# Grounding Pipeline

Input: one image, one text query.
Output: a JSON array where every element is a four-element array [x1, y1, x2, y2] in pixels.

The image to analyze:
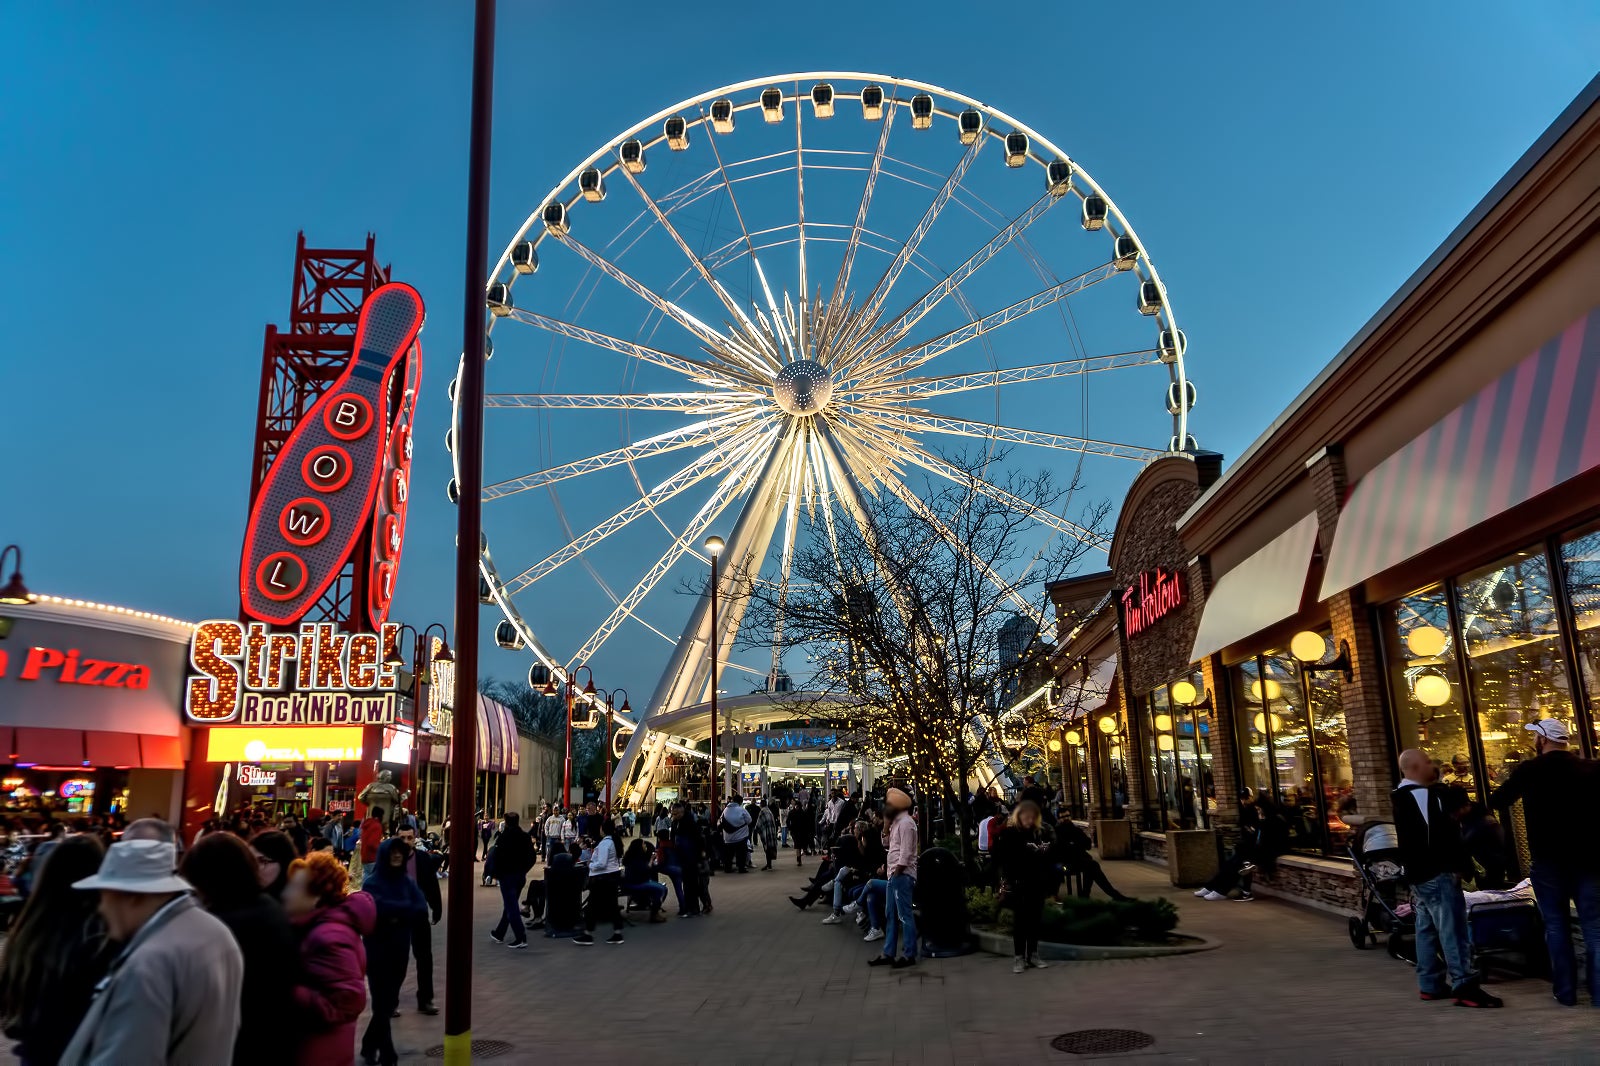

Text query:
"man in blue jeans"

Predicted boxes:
[[488, 811, 535, 948], [867, 787, 919, 969], [1392, 749, 1502, 1008], [1490, 719, 1600, 1007]]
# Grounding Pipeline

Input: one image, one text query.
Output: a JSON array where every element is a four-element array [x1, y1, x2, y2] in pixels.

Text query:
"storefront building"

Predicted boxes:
[[1050, 75, 1600, 912], [0, 595, 191, 824]]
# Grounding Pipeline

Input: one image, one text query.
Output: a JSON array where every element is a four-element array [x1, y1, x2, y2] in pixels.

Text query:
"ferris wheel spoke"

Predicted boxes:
[[613, 162, 781, 376], [485, 391, 762, 411], [866, 409, 1163, 463], [502, 423, 778, 595], [481, 412, 762, 500], [795, 83, 810, 362], [852, 262, 1120, 384], [836, 132, 987, 363], [567, 424, 792, 669], [503, 307, 745, 387], [825, 102, 898, 347], [876, 471, 1048, 629], [902, 446, 1110, 552], [848, 350, 1162, 402], [865, 191, 1062, 354]]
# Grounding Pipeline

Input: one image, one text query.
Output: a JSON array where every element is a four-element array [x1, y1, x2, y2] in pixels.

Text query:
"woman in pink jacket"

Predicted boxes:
[[284, 851, 376, 1066]]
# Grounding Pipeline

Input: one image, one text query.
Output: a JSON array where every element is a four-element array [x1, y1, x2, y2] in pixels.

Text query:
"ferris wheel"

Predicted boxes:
[[447, 72, 1194, 801]]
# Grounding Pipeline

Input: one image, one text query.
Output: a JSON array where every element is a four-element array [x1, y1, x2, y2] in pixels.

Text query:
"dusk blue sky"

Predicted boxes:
[[2, 3, 1596, 707]]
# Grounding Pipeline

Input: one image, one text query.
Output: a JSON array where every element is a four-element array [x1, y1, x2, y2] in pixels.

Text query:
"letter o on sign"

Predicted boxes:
[[303, 445, 353, 493], [323, 393, 374, 441]]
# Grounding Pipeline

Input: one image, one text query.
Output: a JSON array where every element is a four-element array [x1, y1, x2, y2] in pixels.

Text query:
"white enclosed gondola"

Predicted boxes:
[[446, 378, 457, 402], [1159, 328, 1187, 363], [1138, 280, 1163, 316], [810, 83, 834, 118], [578, 167, 606, 203], [1112, 235, 1139, 271], [478, 574, 495, 605], [1003, 131, 1028, 167], [1047, 159, 1074, 197], [620, 138, 647, 173], [957, 108, 982, 145], [761, 87, 784, 123], [483, 336, 493, 360], [445, 477, 459, 503], [444, 428, 454, 452], [486, 282, 512, 317], [1170, 434, 1198, 454], [1081, 195, 1108, 231], [495, 620, 524, 650], [1166, 379, 1197, 416], [710, 99, 735, 133], [511, 240, 538, 274], [664, 115, 689, 150], [860, 84, 885, 120], [542, 201, 570, 237], [910, 93, 934, 130]]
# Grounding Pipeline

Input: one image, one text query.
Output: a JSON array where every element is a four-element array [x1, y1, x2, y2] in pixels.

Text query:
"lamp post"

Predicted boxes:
[[594, 688, 629, 819], [704, 535, 724, 820], [445, 0, 495, 1058], [545, 665, 594, 807], [0, 545, 29, 605], [385, 623, 454, 821]]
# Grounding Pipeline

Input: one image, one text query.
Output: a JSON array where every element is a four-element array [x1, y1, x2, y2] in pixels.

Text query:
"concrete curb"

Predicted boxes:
[[969, 925, 1222, 960]]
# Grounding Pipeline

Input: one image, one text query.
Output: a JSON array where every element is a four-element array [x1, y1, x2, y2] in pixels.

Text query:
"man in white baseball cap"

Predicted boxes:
[[1490, 718, 1600, 1007], [58, 839, 244, 1065]]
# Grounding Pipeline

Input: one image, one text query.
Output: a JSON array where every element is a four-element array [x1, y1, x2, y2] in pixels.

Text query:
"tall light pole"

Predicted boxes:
[[384, 624, 453, 821], [705, 534, 724, 820], [595, 688, 629, 819], [546, 665, 594, 807], [445, 1, 494, 1060]]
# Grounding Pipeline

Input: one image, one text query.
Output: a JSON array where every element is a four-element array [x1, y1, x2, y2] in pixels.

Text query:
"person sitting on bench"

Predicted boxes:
[[620, 838, 668, 923]]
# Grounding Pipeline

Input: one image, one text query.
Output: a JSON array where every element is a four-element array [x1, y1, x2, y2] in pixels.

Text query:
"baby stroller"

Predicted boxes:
[[1347, 821, 1414, 960]]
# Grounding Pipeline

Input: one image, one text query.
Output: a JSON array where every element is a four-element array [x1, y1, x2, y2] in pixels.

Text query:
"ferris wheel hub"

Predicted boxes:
[[772, 360, 834, 415]]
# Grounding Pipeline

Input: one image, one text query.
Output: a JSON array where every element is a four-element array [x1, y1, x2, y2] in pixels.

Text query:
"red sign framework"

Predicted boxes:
[[1122, 567, 1186, 638]]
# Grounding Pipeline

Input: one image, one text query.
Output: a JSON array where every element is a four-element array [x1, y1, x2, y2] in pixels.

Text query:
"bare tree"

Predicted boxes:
[[729, 449, 1109, 861]]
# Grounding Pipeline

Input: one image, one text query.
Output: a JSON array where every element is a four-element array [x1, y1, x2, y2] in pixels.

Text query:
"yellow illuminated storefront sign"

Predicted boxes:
[[206, 726, 363, 763]]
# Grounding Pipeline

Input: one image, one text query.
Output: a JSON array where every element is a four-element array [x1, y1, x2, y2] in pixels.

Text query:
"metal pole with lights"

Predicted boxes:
[[445, 0, 495, 1060], [0, 545, 29, 605], [704, 535, 724, 819], [386, 624, 453, 820], [546, 665, 594, 807], [595, 688, 629, 819]]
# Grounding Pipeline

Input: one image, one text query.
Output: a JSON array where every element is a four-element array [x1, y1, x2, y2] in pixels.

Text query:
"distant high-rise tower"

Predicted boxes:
[[997, 613, 1039, 707]]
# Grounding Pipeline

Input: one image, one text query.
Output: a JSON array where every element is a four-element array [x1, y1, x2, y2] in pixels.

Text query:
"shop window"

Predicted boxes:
[[1147, 686, 1181, 828], [1558, 526, 1600, 756], [1144, 674, 1211, 830], [1231, 649, 1347, 856], [1454, 547, 1573, 792], [1385, 586, 1476, 793]]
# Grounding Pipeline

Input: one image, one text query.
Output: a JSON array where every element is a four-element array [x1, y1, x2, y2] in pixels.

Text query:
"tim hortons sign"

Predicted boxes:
[[1122, 567, 1186, 638], [186, 620, 400, 726]]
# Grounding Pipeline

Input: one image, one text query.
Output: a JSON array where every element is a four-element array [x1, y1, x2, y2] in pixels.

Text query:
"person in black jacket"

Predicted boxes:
[[1488, 718, 1600, 1007], [488, 811, 536, 948], [1052, 820, 1130, 901], [1393, 748, 1501, 1009], [396, 825, 442, 1014], [994, 800, 1054, 974], [179, 831, 299, 1066]]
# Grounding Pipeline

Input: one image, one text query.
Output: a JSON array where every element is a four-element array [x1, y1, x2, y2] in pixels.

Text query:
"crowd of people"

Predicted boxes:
[[791, 777, 1133, 974], [0, 801, 443, 1066]]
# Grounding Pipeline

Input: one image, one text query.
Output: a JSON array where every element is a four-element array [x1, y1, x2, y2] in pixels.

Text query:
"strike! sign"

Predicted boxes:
[[186, 620, 401, 726]]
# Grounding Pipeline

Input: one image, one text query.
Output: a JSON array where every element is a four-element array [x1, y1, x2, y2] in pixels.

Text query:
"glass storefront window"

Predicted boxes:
[[1148, 686, 1180, 828], [1141, 674, 1211, 830], [1559, 525, 1600, 756], [1385, 584, 1475, 789], [1230, 649, 1344, 856], [1455, 548, 1573, 792]]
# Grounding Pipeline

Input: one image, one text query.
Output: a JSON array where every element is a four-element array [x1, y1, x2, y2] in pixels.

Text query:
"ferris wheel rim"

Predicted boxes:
[[477, 71, 1188, 445]]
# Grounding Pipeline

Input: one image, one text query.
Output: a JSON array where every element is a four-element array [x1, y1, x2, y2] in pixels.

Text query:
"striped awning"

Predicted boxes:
[[1190, 512, 1322, 662], [473, 695, 520, 775], [1322, 304, 1600, 598]]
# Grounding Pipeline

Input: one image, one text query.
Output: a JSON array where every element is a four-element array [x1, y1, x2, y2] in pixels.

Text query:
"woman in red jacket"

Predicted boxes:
[[284, 851, 376, 1066]]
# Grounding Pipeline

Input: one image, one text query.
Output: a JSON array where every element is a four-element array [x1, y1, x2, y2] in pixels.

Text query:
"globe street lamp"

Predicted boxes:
[[0, 545, 30, 606]]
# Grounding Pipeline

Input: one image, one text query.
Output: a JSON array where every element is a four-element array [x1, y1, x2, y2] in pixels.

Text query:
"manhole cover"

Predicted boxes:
[[425, 1040, 516, 1059], [1051, 1030, 1156, 1056]]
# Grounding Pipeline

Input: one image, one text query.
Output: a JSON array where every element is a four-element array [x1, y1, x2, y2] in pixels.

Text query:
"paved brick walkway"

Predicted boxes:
[[372, 850, 1598, 1065], [7, 849, 1595, 1063]]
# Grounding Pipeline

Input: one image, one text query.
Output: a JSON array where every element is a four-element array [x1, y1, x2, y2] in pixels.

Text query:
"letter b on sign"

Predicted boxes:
[[323, 394, 373, 440]]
